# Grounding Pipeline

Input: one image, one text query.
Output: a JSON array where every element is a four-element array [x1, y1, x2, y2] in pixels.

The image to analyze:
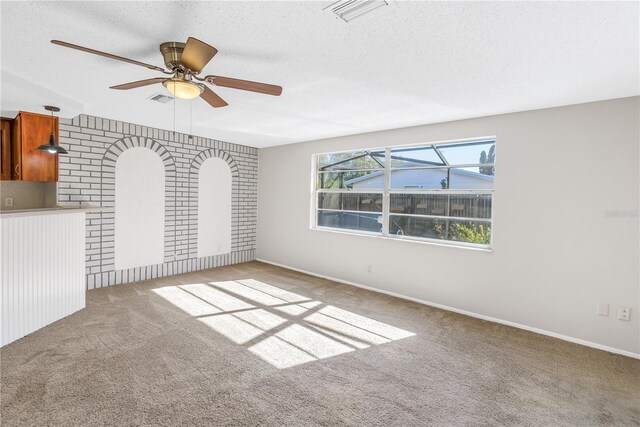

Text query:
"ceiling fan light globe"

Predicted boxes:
[[163, 79, 203, 100]]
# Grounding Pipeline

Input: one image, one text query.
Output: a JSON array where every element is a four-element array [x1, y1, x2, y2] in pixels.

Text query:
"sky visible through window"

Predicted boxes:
[[319, 140, 495, 170]]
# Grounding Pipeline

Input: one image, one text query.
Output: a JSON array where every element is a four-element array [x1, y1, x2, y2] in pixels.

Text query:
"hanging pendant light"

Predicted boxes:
[[36, 105, 68, 154]]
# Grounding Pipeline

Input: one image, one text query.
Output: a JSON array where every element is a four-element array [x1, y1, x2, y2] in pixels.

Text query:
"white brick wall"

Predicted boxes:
[[58, 114, 258, 290]]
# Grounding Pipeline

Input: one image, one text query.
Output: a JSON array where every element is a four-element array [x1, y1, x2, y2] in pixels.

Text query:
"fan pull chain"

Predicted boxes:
[[189, 100, 193, 140], [172, 89, 176, 140]]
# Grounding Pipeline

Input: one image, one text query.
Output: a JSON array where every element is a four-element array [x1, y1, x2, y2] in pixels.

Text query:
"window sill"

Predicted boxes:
[[310, 226, 493, 252]]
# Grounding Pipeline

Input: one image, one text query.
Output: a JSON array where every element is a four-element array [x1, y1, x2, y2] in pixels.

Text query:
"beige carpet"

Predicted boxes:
[[1, 261, 638, 426]]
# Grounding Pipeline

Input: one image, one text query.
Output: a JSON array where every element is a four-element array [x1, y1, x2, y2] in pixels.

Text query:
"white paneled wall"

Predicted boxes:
[[1, 212, 86, 346]]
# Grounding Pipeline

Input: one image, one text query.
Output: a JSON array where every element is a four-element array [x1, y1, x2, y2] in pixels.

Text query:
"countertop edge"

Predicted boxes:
[[0, 207, 106, 218]]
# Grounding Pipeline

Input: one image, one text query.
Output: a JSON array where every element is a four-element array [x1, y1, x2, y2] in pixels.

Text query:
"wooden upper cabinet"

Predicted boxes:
[[12, 111, 59, 181], [0, 118, 12, 180]]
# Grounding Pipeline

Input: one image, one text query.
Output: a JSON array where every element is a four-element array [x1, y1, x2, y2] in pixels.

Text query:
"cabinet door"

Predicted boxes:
[[0, 118, 11, 181], [18, 112, 58, 182]]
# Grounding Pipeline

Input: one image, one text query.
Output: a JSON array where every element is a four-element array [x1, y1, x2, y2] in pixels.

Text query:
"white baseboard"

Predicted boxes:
[[256, 258, 640, 360]]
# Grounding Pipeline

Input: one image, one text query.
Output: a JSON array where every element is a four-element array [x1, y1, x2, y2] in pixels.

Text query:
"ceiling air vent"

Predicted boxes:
[[324, 0, 388, 22], [148, 93, 174, 104]]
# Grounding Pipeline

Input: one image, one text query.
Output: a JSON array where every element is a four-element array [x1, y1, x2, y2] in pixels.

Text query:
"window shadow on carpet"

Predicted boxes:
[[152, 279, 415, 369]]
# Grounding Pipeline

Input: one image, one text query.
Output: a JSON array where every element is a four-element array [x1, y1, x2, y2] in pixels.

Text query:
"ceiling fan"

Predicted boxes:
[[51, 37, 282, 108]]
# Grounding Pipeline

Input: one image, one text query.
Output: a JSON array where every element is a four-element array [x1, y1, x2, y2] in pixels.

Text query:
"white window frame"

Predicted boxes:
[[310, 137, 495, 250]]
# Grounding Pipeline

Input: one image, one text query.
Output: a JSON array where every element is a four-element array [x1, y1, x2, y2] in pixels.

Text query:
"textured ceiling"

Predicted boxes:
[[1, 1, 638, 148]]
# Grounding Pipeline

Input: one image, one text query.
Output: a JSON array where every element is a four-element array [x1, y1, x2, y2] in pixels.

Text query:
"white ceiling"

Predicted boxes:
[[1, 1, 638, 148]]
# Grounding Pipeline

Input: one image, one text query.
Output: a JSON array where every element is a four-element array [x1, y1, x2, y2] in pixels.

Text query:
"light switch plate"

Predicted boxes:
[[597, 302, 609, 316], [4, 198, 13, 207]]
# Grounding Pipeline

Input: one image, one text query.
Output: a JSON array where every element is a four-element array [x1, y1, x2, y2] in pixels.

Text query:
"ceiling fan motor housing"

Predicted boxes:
[[159, 42, 186, 71]]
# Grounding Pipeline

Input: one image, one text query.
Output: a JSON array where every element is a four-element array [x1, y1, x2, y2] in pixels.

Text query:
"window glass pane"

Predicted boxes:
[[390, 194, 492, 219], [389, 216, 491, 245], [437, 141, 495, 167], [389, 167, 449, 190], [389, 146, 444, 168], [318, 170, 384, 189], [390, 193, 447, 215], [317, 211, 382, 233], [389, 215, 445, 240], [318, 193, 383, 213], [448, 167, 495, 190], [318, 150, 385, 170], [448, 194, 492, 219], [448, 220, 492, 245]]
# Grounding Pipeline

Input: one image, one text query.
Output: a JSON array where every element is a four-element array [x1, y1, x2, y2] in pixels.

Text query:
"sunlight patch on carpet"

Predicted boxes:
[[152, 279, 415, 369]]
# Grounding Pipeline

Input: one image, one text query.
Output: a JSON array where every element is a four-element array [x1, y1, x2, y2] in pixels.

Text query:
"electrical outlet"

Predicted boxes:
[[367, 265, 373, 273], [618, 306, 631, 321], [597, 303, 609, 317], [4, 198, 13, 207]]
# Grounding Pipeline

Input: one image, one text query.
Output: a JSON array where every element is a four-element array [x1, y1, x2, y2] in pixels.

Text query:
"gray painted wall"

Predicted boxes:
[[0, 181, 57, 210], [58, 114, 258, 289], [257, 97, 640, 356]]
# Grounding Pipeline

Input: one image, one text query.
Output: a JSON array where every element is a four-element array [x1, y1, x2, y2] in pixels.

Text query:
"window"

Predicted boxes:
[[312, 139, 495, 248], [315, 149, 385, 234]]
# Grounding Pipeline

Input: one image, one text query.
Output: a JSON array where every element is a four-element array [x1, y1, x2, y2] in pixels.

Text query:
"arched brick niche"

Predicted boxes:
[[187, 148, 240, 259], [58, 114, 258, 289], [99, 136, 177, 272]]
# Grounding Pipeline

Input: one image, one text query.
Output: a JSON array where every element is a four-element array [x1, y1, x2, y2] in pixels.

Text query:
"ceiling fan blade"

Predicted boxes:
[[200, 86, 228, 108], [181, 37, 218, 73], [205, 75, 282, 96], [51, 40, 167, 72], [110, 78, 167, 90]]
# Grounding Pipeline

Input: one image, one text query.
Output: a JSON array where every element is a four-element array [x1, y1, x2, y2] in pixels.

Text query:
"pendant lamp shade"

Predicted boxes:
[[36, 106, 67, 154]]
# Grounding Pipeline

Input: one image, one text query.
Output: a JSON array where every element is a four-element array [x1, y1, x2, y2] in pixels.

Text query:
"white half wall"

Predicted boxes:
[[257, 96, 640, 356], [1, 212, 85, 346], [115, 147, 165, 270], [198, 157, 232, 257]]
